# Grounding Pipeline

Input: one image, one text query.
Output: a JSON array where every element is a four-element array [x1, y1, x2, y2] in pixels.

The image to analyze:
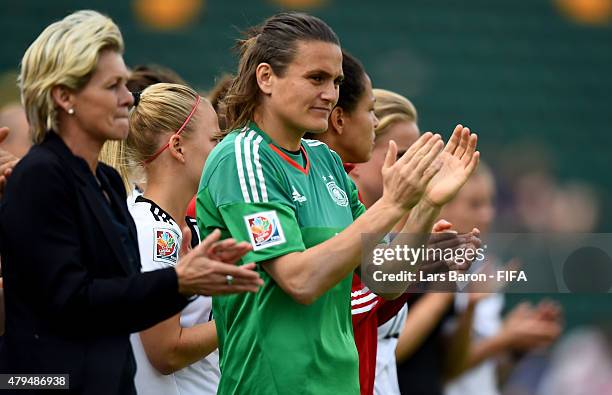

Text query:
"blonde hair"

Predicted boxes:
[[19, 10, 124, 144], [99, 139, 133, 192], [373, 89, 418, 136], [100, 83, 201, 192]]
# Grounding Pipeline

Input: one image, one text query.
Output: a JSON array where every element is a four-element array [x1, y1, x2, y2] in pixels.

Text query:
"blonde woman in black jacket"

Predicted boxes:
[[0, 10, 261, 394]]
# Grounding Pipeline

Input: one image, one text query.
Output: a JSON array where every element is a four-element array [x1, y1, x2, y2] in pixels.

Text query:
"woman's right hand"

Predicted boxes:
[[175, 229, 263, 297], [205, 237, 253, 265], [380, 132, 444, 211], [498, 302, 562, 351]]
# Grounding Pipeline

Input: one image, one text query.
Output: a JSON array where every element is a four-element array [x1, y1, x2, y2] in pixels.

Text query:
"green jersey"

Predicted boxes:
[[197, 122, 365, 395]]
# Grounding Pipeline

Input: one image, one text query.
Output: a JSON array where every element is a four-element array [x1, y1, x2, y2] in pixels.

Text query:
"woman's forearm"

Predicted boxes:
[[167, 321, 218, 372], [463, 333, 510, 371], [264, 198, 440, 304], [395, 293, 455, 363], [263, 198, 403, 304], [140, 315, 218, 375], [444, 302, 476, 380]]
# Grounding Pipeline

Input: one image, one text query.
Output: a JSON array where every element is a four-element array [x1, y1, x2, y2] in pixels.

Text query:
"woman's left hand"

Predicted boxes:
[[423, 125, 479, 207]]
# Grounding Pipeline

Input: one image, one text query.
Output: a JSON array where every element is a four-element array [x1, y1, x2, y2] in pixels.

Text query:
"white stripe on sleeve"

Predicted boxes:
[[351, 286, 371, 298], [234, 129, 251, 203], [351, 292, 378, 306], [243, 131, 260, 203], [352, 301, 379, 315], [253, 135, 268, 202]]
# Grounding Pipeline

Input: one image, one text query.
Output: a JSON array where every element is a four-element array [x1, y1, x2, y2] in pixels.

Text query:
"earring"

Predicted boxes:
[[67, 108, 75, 115]]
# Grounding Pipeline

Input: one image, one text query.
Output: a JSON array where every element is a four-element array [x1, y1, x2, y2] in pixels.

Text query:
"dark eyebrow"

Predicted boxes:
[[305, 69, 331, 77], [305, 69, 343, 81]]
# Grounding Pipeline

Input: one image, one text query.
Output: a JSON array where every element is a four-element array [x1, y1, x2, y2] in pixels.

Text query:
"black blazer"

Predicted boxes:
[[0, 132, 189, 394]]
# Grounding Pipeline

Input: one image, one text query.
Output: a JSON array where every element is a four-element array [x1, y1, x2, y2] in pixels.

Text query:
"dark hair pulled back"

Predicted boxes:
[[222, 12, 340, 136]]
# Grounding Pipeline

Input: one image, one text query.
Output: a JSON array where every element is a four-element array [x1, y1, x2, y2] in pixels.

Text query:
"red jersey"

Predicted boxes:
[[344, 162, 412, 395], [351, 275, 412, 395], [186, 195, 197, 218]]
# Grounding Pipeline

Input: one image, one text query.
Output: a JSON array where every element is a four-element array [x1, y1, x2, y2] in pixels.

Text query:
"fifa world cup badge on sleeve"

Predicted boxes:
[[244, 210, 286, 251], [154, 228, 180, 265]]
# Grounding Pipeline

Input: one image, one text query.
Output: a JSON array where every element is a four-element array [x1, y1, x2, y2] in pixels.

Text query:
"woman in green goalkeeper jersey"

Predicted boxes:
[[197, 12, 480, 395]]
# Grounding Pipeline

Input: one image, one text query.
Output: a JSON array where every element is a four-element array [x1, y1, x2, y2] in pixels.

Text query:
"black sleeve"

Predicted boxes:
[[0, 155, 188, 336]]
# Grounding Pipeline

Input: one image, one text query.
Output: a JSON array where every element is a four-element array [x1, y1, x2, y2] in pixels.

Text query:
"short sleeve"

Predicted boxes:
[[347, 175, 366, 220], [133, 217, 181, 272], [331, 151, 366, 220], [198, 152, 306, 264]]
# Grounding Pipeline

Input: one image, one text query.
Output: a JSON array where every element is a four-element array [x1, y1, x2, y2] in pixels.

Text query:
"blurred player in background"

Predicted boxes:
[[349, 89, 475, 395], [442, 164, 562, 395], [106, 82, 261, 394], [312, 54, 479, 395]]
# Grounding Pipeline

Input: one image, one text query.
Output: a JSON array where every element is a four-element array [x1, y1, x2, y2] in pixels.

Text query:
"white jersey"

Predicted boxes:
[[128, 195, 220, 395], [374, 304, 408, 395], [127, 185, 143, 207], [444, 293, 504, 395]]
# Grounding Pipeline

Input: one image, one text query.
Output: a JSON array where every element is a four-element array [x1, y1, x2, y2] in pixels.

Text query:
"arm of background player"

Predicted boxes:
[[395, 293, 455, 363], [376, 293, 413, 326], [139, 315, 217, 374], [451, 300, 562, 378], [442, 296, 477, 380], [137, 233, 254, 374]]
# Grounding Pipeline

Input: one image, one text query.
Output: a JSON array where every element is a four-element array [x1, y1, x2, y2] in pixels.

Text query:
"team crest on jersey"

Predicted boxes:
[[244, 210, 286, 251], [326, 181, 348, 207], [154, 228, 180, 265]]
